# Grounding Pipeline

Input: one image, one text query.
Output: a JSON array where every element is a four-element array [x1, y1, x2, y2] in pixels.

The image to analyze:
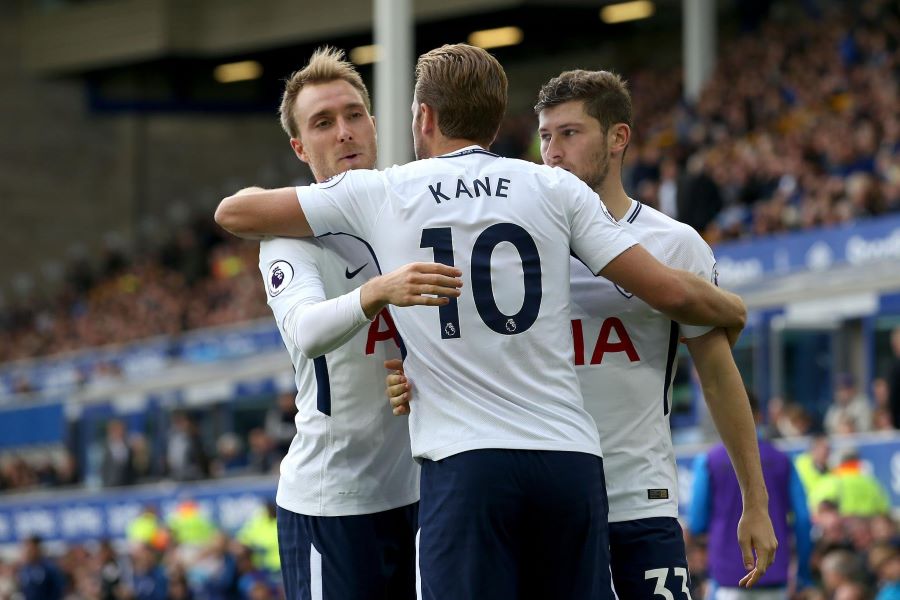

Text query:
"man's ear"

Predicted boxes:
[[290, 138, 308, 164], [419, 103, 437, 136], [610, 123, 630, 155]]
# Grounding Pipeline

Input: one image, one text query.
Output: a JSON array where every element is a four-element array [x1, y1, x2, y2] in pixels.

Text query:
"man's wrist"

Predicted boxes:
[[360, 277, 387, 319]]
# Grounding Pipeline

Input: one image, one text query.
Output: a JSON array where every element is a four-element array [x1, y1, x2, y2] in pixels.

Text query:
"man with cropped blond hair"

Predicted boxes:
[[256, 47, 461, 600], [217, 43, 747, 599]]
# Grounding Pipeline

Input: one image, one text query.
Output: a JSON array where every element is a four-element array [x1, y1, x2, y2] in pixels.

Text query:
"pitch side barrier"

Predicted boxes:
[[0, 435, 896, 546], [0, 474, 277, 548]]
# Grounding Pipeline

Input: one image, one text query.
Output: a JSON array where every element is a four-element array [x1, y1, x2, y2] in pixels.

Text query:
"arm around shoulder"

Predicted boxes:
[[599, 245, 746, 330], [215, 187, 314, 239]]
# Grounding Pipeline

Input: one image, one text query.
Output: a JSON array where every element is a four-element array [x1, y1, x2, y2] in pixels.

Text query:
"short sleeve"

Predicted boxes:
[[560, 171, 638, 273], [259, 238, 326, 328], [666, 227, 718, 339], [296, 169, 387, 241]]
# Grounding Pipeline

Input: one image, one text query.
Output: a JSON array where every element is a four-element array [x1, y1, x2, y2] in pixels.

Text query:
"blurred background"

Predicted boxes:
[[0, 0, 899, 598]]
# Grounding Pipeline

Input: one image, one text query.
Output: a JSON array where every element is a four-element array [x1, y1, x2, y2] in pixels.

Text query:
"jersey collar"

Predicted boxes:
[[624, 198, 643, 224], [436, 145, 500, 159]]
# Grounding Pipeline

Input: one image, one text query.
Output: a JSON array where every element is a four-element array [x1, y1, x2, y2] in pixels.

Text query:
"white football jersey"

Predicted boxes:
[[259, 236, 419, 516], [297, 146, 638, 461], [570, 199, 717, 522]]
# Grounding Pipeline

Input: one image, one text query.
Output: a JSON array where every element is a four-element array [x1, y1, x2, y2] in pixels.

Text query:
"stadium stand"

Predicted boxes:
[[0, 0, 898, 598]]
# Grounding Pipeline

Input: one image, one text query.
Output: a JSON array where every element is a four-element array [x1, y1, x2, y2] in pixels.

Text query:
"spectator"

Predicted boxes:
[[795, 434, 832, 508], [825, 374, 874, 435], [810, 447, 890, 518], [96, 539, 121, 600], [264, 392, 297, 458], [127, 505, 170, 551], [821, 550, 868, 598], [125, 544, 167, 600], [890, 327, 900, 429], [236, 502, 280, 574], [245, 429, 277, 475], [211, 432, 248, 477], [167, 500, 217, 549], [166, 412, 209, 481], [100, 419, 135, 488], [875, 549, 900, 600], [17, 535, 64, 600], [690, 392, 812, 596]]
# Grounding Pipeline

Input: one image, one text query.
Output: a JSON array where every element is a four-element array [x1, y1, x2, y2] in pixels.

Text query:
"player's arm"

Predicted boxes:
[[685, 329, 777, 588], [269, 259, 462, 358], [599, 246, 746, 337], [360, 263, 463, 319], [217, 187, 314, 239]]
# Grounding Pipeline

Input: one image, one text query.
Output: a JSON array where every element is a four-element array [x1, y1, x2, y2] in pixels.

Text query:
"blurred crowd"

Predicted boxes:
[[687, 435, 899, 600], [0, 215, 270, 365], [606, 0, 900, 243], [0, 394, 296, 495], [0, 502, 283, 600]]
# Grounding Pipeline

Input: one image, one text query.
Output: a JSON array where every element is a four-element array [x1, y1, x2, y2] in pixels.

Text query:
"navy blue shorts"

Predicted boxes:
[[276, 503, 418, 600], [609, 517, 691, 599], [418, 449, 613, 600]]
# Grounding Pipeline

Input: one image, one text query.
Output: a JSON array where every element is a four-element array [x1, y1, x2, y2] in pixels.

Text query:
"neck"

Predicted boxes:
[[427, 137, 483, 158], [593, 174, 631, 220]]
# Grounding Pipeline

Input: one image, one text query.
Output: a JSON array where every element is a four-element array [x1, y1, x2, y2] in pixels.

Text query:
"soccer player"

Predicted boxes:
[[258, 48, 462, 600], [386, 69, 779, 596], [534, 70, 776, 595], [216, 44, 746, 599]]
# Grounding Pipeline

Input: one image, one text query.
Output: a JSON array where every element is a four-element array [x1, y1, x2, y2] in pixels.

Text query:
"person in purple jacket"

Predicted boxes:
[[690, 392, 812, 599]]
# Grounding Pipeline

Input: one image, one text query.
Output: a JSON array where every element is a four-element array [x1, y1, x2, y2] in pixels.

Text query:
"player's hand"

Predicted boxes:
[[384, 359, 412, 416], [362, 262, 463, 319], [736, 505, 777, 588]]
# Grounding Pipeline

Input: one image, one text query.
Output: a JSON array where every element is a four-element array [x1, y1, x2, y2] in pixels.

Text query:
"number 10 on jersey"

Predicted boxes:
[[420, 223, 543, 339]]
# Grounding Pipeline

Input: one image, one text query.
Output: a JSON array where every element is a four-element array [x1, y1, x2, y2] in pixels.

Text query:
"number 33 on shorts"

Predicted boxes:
[[645, 567, 693, 600]]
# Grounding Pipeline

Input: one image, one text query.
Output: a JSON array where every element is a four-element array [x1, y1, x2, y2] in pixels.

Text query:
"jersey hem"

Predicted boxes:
[[276, 488, 420, 517], [608, 505, 680, 523], [415, 439, 603, 462]]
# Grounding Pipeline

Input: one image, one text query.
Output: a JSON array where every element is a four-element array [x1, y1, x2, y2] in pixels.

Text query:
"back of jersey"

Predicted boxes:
[[299, 146, 637, 460]]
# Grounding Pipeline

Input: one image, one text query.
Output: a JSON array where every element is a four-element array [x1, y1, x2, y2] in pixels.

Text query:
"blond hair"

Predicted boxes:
[[414, 44, 507, 146], [534, 70, 633, 132], [279, 46, 371, 139]]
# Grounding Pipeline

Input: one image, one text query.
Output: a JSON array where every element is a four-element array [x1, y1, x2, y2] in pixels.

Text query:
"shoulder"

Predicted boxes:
[[259, 237, 321, 262]]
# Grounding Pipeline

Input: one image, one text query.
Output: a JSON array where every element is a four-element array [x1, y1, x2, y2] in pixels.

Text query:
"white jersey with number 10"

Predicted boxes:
[[297, 146, 638, 461]]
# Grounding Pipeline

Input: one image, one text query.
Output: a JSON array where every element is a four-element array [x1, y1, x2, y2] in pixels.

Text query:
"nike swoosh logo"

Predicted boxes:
[[345, 263, 368, 279]]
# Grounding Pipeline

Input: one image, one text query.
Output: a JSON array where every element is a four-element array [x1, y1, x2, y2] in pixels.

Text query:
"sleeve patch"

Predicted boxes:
[[711, 262, 719, 286], [266, 260, 294, 296]]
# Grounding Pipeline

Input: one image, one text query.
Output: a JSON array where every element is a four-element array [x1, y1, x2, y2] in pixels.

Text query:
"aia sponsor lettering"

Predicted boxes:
[[572, 317, 640, 365], [365, 309, 401, 354]]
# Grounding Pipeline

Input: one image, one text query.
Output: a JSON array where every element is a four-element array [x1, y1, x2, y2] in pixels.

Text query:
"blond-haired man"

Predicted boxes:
[[217, 44, 746, 599], [259, 47, 460, 600]]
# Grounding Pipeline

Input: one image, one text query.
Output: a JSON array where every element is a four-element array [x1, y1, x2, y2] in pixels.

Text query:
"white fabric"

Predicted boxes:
[[260, 236, 419, 516], [310, 543, 323, 600], [282, 286, 370, 358], [570, 199, 717, 522], [297, 147, 638, 461]]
